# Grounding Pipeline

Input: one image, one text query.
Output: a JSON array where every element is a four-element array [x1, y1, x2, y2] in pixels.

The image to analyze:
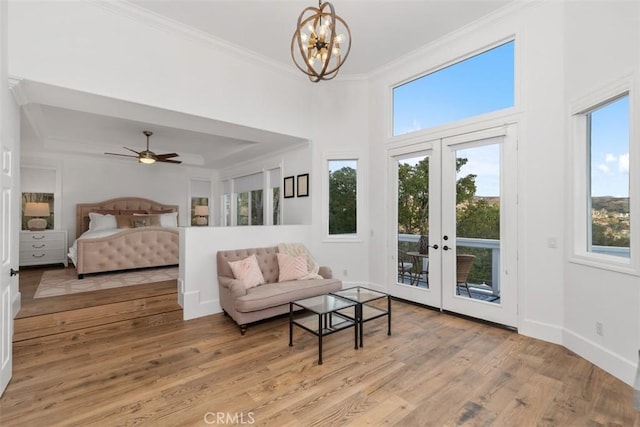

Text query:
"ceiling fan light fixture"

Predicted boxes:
[[291, 1, 351, 82], [139, 156, 156, 164]]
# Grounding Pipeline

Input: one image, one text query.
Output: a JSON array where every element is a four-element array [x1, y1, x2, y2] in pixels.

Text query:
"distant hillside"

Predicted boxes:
[[592, 196, 629, 214]]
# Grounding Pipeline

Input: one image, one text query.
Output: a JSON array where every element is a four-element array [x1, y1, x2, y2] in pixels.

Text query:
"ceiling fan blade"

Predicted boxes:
[[123, 147, 141, 155], [157, 158, 182, 164], [104, 152, 139, 158], [155, 153, 179, 159]]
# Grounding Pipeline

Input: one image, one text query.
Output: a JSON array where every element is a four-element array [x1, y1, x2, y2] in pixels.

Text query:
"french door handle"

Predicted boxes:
[[430, 244, 439, 250], [10, 268, 19, 277], [442, 245, 450, 251]]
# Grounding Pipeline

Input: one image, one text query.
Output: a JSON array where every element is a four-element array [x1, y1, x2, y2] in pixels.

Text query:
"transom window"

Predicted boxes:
[[393, 40, 515, 135]]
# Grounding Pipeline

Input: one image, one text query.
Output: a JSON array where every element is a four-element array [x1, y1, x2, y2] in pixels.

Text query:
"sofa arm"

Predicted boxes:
[[318, 266, 333, 279], [218, 276, 247, 297]]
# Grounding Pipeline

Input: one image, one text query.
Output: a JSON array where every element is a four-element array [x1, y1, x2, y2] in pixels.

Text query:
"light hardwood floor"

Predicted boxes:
[[1, 268, 638, 426]]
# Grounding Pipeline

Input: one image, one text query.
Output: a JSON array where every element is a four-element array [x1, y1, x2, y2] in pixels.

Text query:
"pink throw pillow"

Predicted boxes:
[[277, 253, 308, 282], [228, 255, 265, 289]]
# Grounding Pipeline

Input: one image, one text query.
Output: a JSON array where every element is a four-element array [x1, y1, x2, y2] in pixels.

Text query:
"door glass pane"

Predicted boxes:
[[237, 192, 249, 226], [397, 155, 430, 287], [251, 189, 264, 225], [455, 144, 501, 304], [588, 95, 630, 258]]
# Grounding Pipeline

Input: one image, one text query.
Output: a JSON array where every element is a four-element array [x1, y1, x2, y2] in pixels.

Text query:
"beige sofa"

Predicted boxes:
[[217, 246, 342, 334]]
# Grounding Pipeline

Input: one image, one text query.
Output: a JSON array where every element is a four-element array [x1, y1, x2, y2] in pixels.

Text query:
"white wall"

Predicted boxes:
[[218, 143, 313, 226], [21, 149, 216, 242], [7, 1, 313, 140], [563, 1, 640, 385]]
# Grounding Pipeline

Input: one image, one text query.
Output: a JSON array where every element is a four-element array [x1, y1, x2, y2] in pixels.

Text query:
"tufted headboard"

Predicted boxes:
[[76, 197, 179, 237]]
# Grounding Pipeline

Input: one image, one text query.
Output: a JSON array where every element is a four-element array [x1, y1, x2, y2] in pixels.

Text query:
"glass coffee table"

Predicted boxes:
[[289, 294, 358, 365], [331, 286, 391, 347]]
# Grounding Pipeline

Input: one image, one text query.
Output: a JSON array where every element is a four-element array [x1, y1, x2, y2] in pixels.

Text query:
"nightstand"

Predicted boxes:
[[19, 230, 68, 267]]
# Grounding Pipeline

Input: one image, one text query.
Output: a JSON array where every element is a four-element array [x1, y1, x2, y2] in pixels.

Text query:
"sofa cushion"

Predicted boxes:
[[217, 247, 280, 284], [228, 255, 265, 289], [235, 278, 342, 313], [277, 253, 308, 282]]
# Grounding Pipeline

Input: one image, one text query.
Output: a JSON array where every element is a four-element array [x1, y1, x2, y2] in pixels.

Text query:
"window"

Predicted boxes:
[[393, 40, 514, 135], [328, 159, 357, 235], [586, 95, 630, 258], [234, 172, 264, 226]]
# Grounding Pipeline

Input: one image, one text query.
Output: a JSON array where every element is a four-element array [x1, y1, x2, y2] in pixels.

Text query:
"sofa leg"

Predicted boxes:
[[240, 324, 247, 335], [222, 310, 228, 317]]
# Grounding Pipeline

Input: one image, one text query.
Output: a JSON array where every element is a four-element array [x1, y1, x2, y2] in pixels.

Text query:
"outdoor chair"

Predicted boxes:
[[398, 250, 414, 285], [456, 254, 476, 297]]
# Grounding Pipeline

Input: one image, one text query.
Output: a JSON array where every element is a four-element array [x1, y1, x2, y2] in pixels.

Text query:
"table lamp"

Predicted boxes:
[[24, 202, 50, 231], [194, 205, 209, 226]]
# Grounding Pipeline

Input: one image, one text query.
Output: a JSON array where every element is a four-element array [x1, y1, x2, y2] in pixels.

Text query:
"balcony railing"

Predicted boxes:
[[399, 235, 631, 298], [398, 234, 500, 296]]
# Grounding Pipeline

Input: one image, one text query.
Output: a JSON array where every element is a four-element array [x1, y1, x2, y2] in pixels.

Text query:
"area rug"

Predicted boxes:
[[34, 267, 179, 298]]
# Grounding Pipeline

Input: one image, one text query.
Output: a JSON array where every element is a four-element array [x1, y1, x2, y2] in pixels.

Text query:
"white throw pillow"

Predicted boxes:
[[88, 212, 117, 231], [159, 212, 178, 227], [228, 255, 265, 289], [277, 253, 308, 282]]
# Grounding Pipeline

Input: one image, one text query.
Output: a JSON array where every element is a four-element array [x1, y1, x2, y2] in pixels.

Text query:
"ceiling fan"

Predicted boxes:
[[105, 130, 182, 164]]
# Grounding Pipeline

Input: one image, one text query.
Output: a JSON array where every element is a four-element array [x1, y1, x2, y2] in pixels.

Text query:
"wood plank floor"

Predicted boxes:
[[1, 270, 638, 426]]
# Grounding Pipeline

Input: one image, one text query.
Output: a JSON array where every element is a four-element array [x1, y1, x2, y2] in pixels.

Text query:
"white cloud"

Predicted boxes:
[[619, 153, 629, 173], [597, 164, 610, 174], [605, 153, 617, 163]]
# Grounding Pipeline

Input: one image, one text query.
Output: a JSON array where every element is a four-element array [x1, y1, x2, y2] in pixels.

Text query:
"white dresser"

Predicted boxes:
[[19, 230, 68, 267]]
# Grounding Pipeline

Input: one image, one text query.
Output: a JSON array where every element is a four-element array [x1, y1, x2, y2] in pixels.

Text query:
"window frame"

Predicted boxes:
[[569, 75, 638, 274], [323, 153, 363, 242]]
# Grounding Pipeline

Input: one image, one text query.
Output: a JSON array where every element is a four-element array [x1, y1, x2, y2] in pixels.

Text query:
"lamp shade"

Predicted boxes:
[[194, 205, 209, 216], [24, 202, 50, 217]]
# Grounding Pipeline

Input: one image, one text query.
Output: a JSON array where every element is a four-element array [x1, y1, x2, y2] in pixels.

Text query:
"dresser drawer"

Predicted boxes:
[[20, 231, 66, 243], [20, 239, 65, 251], [20, 248, 67, 266]]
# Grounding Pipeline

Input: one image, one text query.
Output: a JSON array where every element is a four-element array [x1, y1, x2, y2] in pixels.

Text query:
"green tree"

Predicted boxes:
[[398, 157, 476, 235], [329, 166, 357, 234]]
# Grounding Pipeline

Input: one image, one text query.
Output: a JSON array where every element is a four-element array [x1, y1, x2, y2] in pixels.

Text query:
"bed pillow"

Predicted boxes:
[[277, 253, 308, 282], [159, 211, 178, 227], [228, 255, 265, 289], [88, 212, 117, 231]]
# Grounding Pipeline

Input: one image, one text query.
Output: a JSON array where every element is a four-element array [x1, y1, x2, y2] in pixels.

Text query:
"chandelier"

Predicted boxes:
[[291, 1, 351, 82]]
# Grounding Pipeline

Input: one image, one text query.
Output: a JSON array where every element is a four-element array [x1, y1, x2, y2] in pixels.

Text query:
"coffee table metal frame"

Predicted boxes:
[[289, 294, 358, 365], [331, 286, 391, 348]]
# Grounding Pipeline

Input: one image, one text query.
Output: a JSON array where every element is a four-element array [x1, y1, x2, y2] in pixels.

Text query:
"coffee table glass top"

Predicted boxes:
[[332, 286, 387, 303], [293, 294, 356, 314]]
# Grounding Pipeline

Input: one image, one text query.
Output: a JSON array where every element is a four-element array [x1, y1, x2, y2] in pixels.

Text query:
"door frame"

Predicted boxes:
[[387, 124, 518, 328]]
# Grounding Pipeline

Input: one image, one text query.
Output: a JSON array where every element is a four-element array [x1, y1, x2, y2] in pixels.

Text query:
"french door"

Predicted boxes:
[[390, 125, 518, 328]]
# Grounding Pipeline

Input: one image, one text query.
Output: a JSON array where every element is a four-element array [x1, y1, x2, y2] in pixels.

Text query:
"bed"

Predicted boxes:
[[69, 197, 180, 279]]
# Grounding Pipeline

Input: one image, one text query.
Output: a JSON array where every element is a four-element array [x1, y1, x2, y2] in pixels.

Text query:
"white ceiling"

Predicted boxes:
[[19, 0, 513, 169]]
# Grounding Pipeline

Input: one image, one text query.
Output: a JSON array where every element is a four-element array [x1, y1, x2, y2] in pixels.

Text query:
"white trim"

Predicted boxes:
[[568, 73, 637, 275], [322, 153, 363, 242]]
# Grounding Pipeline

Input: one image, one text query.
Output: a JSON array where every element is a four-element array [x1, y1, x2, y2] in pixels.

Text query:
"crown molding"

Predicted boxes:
[[90, 0, 297, 77]]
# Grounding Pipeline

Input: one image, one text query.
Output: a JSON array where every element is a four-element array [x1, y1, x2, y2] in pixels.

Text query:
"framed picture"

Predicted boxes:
[[284, 176, 295, 198], [297, 173, 309, 197]]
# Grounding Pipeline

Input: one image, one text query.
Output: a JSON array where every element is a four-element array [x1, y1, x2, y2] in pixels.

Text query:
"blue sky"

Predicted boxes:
[[394, 40, 630, 198], [590, 95, 629, 198]]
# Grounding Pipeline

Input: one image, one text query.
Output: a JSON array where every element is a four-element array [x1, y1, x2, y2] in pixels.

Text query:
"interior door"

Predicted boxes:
[[0, 0, 16, 397], [390, 125, 518, 328]]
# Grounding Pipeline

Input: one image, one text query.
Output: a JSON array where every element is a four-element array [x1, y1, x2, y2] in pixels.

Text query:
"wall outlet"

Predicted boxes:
[[596, 321, 604, 336]]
